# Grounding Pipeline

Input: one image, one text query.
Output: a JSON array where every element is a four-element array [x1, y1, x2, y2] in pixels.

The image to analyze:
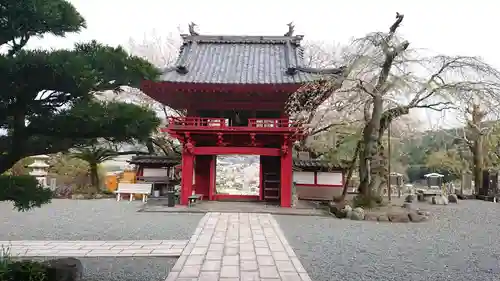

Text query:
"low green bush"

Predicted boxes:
[[0, 245, 48, 281], [1, 260, 48, 281], [0, 175, 53, 211]]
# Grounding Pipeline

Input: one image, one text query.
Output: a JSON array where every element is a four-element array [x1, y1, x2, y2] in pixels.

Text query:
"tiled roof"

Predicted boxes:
[[293, 159, 346, 171], [161, 35, 344, 85], [128, 155, 180, 166]]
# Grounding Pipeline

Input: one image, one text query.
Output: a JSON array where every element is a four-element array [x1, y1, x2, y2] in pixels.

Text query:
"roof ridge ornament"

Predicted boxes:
[[188, 22, 199, 36], [284, 22, 294, 37]]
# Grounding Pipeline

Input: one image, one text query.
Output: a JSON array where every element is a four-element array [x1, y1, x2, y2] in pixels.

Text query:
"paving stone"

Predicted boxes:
[[208, 243, 224, 251], [240, 250, 256, 260], [276, 260, 296, 272], [254, 240, 268, 248], [206, 250, 223, 260], [272, 251, 289, 261], [240, 243, 255, 251], [281, 271, 302, 281], [257, 255, 275, 266], [185, 254, 205, 265], [240, 270, 260, 281], [240, 260, 258, 271], [198, 271, 219, 281], [224, 247, 239, 255], [222, 255, 239, 266], [202, 260, 221, 271], [220, 265, 239, 278], [260, 265, 280, 279], [256, 247, 272, 256], [191, 247, 208, 255], [178, 265, 201, 278]]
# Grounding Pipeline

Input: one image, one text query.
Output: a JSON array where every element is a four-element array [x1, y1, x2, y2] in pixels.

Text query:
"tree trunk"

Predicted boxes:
[[358, 96, 384, 197], [89, 163, 100, 194], [471, 139, 484, 194], [339, 140, 361, 201]]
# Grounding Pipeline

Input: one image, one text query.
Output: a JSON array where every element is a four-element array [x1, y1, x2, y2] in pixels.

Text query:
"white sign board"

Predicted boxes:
[[293, 171, 315, 184], [143, 168, 168, 177], [316, 172, 343, 186]]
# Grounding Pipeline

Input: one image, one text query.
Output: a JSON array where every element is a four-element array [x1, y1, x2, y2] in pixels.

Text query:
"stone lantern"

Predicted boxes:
[[28, 155, 50, 187]]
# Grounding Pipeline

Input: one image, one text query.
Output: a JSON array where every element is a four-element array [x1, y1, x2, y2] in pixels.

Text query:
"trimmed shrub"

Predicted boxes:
[[0, 175, 53, 211]]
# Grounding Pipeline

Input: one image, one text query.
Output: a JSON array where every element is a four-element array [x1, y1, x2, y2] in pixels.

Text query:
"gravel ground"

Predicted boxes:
[[23, 257, 176, 281], [0, 199, 203, 240], [275, 200, 500, 281]]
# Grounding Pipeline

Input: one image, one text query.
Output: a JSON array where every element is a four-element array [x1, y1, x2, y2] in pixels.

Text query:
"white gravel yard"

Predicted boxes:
[[275, 200, 500, 281], [0, 199, 204, 241]]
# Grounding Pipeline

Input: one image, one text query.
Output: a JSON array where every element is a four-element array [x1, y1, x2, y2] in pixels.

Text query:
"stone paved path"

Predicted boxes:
[[0, 240, 187, 257], [166, 212, 312, 281]]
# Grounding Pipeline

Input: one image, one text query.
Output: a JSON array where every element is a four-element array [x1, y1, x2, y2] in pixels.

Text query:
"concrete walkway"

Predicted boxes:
[[1, 240, 187, 257], [166, 212, 312, 281]]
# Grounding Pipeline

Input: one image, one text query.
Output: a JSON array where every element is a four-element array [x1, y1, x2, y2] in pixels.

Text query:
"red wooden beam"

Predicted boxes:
[[193, 146, 281, 156]]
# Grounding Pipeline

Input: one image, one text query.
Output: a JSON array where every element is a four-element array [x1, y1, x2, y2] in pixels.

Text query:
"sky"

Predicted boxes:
[[26, 0, 500, 130]]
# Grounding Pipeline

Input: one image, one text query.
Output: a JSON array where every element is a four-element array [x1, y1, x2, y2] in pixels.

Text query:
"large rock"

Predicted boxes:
[[43, 257, 83, 281], [329, 202, 352, 218], [431, 195, 449, 205], [448, 194, 458, 203], [408, 212, 428, 222]]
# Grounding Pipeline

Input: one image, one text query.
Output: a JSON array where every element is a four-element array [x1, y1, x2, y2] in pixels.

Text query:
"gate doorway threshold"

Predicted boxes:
[[138, 200, 329, 217]]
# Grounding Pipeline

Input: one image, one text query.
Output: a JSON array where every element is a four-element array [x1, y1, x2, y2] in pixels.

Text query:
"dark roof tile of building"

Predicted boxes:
[[161, 34, 344, 85], [128, 155, 181, 166]]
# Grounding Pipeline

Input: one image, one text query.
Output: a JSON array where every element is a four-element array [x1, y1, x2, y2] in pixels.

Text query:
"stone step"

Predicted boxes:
[[0, 240, 188, 257]]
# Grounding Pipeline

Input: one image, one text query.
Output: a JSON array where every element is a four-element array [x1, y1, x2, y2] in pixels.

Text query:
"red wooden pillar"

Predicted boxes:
[[180, 151, 194, 205], [209, 155, 216, 200], [280, 151, 293, 207]]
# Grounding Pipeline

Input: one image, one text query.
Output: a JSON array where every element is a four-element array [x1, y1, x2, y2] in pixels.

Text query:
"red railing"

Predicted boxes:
[[168, 117, 228, 127], [247, 118, 291, 128], [167, 117, 293, 129]]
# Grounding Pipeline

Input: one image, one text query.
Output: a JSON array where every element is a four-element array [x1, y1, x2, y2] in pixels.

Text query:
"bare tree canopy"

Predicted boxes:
[[287, 12, 500, 204]]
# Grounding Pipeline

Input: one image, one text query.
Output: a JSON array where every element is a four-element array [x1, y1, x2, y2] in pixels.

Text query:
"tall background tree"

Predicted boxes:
[[287, 13, 500, 205]]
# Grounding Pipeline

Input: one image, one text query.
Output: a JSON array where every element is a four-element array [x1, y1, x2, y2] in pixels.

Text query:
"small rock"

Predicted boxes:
[[431, 195, 449, 205], [377, 214, 390, 222], [404, 194, 416, 203], [350, 207, 365, 220], [364, 213, 379, 221], [408, 212, 427, 222], [43, 257, 83, 281], [71, 194, 85, 200], [93, 193, 104, 199], [448, 194, 458, 203], [387, 212, 410, 223]]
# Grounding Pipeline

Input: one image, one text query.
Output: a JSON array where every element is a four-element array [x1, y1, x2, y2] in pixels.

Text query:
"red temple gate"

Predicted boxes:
[[141, 27, 344, 207]]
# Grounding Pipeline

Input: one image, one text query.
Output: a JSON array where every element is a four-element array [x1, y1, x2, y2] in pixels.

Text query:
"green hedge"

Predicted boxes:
[[0, 260, 48, 281], [0, 175, 53, 211]]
